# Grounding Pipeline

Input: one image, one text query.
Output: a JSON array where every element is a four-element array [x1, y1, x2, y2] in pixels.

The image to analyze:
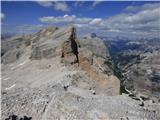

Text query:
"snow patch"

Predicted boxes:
[[3, 77, 10, 81], [5, 84, 16, 90]]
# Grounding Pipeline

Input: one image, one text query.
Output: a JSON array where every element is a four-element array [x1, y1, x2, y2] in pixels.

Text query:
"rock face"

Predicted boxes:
[[1, 36, 31, 64], [61, 27, 79, 65], [2, 26, 159, 120], [76, 37, 120, 95], [30, 27, 58, 60], [56, 27, 120, 95]]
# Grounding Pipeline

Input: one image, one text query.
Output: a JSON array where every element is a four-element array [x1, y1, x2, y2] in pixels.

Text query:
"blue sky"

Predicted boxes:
[[1, 1, 160, 39]]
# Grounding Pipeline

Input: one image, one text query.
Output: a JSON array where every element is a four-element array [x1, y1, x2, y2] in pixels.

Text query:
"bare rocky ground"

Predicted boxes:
[[1, 26, 160, 120], [2, 57, 160, 120]]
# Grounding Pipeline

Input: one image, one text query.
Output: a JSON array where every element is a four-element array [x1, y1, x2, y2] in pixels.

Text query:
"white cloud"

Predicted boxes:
[[125, 3, 160, 12], [92, 1, 103, 7], [74, 1, 102, 8], [89, 18, 102, 25], [76, 18, 92, 24], [39, 14, 93, 24], [108, 29, 121, 33], [37, 1, 69, 12], [74, 23, 87, 28], [106, 7, 160, 29], [125, 6, 140, 12], [39, 3, 160, 39], [39, 15, 76, 23], [37, 1, 53, 7], [100, 3, 160, 38], [1, 13, 5, 20], [74, 1, 85, 7], [54, 2, 69, 12], [16, 24, 46, 34], [125, 8, 160, 24]]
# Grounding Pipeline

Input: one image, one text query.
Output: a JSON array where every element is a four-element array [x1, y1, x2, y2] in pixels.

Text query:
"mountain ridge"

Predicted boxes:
[[1, 26, 160, 120]]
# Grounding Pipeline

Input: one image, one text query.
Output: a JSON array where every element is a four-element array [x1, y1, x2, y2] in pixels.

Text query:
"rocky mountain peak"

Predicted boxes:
[[2, 26, 120, 96], [2, 26, 159, 120], [4, 26, 159, 120], [37, 26, 58, 37]]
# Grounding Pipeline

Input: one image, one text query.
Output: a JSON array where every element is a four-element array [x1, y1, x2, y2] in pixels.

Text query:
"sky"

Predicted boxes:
[[1, 1, 160, 39]]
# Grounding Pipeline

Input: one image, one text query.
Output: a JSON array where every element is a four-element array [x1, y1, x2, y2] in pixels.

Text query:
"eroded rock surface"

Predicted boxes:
[[1, 26, 160, 120]]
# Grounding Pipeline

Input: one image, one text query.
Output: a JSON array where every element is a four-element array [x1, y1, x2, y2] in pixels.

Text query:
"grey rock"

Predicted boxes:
[[2, 48, 23, 64], [2, 26, 159, 120]]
